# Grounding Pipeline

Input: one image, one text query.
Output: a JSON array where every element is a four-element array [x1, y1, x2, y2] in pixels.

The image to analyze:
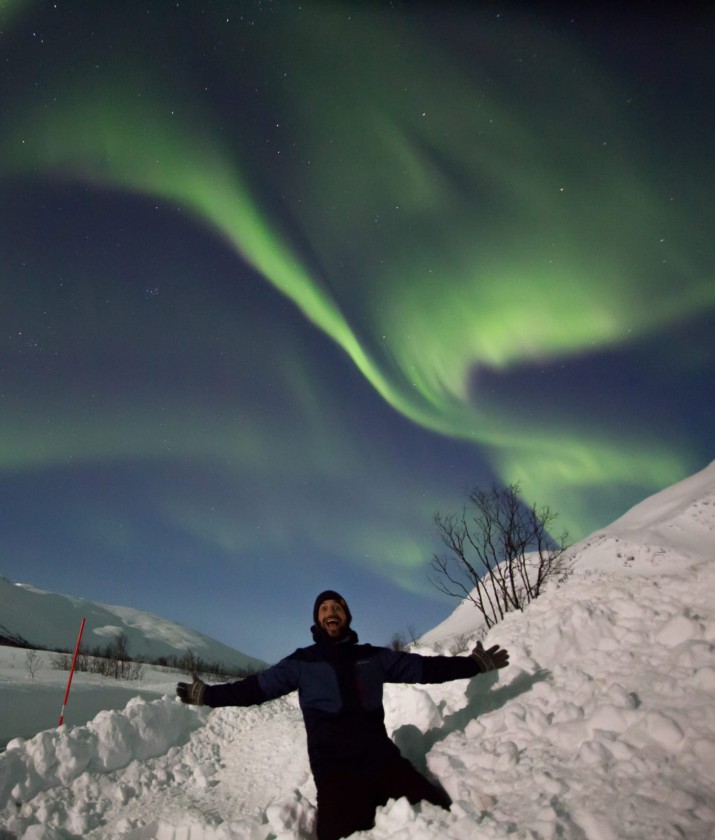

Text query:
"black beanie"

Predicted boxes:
[[313, 590, 352, 626]]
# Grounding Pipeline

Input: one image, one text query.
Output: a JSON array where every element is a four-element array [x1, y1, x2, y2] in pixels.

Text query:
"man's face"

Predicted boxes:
[[318, 599, 348, 638]]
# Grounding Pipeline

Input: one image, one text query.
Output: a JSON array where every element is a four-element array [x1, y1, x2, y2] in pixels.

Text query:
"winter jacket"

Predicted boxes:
[[203, 628, 486, 783]]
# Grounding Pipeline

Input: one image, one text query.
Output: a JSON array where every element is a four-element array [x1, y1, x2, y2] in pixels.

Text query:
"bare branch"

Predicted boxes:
[[429, 482, 571, 628]]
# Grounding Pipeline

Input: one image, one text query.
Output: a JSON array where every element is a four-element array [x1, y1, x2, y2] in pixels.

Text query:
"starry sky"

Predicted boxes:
[[1, 2, 713, 664]]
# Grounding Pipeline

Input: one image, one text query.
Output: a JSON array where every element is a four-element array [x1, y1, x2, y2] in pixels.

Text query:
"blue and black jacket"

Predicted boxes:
[[203, 627, 486, 783]]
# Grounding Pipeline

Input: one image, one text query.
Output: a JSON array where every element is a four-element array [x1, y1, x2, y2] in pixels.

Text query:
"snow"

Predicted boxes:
[[0, 652, 178, 749], [1, 460, 714, 839], [567, 458, 715, 576], [0, 578, 266, 674]]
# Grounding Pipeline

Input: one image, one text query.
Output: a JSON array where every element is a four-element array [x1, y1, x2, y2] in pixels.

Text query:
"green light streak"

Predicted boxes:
[[1, 4, 710, 548], [492, 435, 690, 538], [2, 78, 439, 435], [0, 394, 277, 472]]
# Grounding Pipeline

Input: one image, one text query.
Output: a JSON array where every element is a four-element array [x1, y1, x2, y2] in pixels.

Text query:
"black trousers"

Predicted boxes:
[[315, 756, 452, 840]]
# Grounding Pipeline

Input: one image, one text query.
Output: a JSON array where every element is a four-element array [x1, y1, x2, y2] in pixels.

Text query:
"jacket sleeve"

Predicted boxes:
[[380, 648, 484, 684], [419, 653, 484, 683], [203, 655, 301, 708]]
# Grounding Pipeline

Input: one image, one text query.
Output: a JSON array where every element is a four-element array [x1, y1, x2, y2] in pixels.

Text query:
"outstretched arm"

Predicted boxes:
[[177, 672, 268, 707], [383, 641, 509, 684], [177, 655, 301, 708]]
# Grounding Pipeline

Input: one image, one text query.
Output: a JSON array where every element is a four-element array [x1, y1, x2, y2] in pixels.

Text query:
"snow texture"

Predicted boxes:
[[1, 460, 714, 839]]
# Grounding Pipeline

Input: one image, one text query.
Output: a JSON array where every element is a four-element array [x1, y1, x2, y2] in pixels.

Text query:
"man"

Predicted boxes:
[[177, 589, 509, 840]]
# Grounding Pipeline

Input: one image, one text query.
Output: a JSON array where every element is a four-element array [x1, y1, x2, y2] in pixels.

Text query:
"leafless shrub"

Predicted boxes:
[[25, 649, 40, 679], [448, 633, 471, 655], [430, 482, 570, 629]]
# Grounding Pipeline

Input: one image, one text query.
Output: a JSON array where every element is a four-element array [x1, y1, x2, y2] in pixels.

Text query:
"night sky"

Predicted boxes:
[[1, 2, 713, 664]]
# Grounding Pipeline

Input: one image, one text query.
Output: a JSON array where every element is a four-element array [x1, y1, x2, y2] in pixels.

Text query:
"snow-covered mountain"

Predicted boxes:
[[1, 459, 714, 839], [0, 576, 266, 672]]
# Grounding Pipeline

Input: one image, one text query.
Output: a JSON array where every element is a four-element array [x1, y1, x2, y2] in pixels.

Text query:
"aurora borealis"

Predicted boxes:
[[1, 2, 713, 662]]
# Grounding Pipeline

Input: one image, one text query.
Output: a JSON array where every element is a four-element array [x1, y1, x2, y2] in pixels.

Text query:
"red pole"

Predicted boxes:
[[58, 617, 86, 727]]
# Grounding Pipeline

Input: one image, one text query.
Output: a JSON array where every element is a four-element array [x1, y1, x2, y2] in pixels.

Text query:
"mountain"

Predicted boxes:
[[0, 576, 266, 672]]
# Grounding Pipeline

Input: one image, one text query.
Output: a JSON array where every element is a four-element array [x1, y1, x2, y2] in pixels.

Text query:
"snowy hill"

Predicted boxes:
[[569, 458, 715, 575], [0, 576, 266, 672], [1, 461, 714, 839], [421, 459, 715, 649]]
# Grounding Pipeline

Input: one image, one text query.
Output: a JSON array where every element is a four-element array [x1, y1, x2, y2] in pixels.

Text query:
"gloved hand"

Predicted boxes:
[[471, 641, 510, 672], [176, 673, 207, 705]]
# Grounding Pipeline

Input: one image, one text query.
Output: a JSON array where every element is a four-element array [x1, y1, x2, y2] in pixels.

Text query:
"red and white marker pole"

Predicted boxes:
[[58, 617, 86, 727]]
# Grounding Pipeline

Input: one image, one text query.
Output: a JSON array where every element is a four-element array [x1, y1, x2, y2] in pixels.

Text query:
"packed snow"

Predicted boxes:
[[1, 461, 714, 839]]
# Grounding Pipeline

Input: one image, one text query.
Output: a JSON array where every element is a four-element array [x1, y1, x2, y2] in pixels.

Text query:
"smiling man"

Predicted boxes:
[[318, 594, 348, 638], [178, 589, 509, 840]]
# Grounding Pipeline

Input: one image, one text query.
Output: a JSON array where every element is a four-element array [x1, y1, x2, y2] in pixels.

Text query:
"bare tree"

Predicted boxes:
[[389, 632, 407, 652], [105, 632, 130, 679], [448, 633, 471, 655], [25, 649, 40, 679], [429, 482, 569, 628], [388, 625, 421, 651], [100, 632, 143, 680]]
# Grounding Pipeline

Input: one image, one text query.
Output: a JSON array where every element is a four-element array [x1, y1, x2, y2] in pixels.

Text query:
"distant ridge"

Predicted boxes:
[[0, 624, 33, 649], [0, 576, 266, 671]]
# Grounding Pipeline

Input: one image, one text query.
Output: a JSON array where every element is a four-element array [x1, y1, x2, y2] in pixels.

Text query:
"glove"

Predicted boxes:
[[177, 673, 207, 705], [471, 641, 509, 672]]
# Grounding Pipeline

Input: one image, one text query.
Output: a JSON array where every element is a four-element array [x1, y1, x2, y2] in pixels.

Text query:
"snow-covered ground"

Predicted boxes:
[[1, 461, 714, 839], [0, 652, 178, 750]]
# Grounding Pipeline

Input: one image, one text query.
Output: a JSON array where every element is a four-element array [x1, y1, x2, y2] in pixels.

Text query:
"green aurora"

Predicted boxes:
[[1, 2, 713, 622]]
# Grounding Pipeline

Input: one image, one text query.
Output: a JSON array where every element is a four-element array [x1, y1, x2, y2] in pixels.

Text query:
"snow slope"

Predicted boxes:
[[0, 576, 266, 672], [569, 458, 715, 576], [1, 460, 714, 839]]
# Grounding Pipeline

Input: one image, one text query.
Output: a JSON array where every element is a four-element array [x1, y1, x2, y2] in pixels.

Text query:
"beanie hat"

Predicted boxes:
[[313, 590, 352, 626]]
